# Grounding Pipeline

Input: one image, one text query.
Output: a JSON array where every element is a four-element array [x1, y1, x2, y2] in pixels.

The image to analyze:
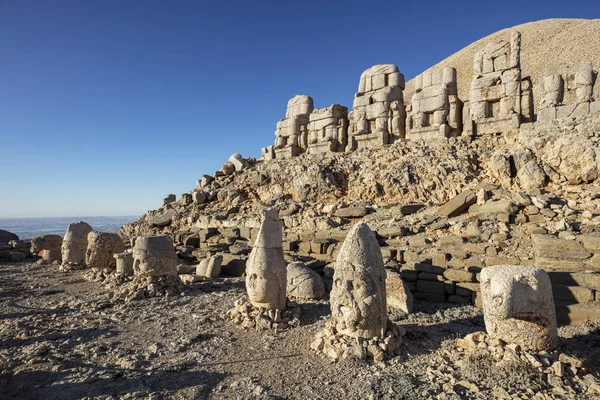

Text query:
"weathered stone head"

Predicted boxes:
[[245, 208, 287, 310], [132, 234, 177, 277], [331, 222, 387, 339], [286, 262, 325, 300], [31, 234, 63, 262], [480, 264, 558, 351], [62, 221, 93, 265], [86, 231, 125, 271]]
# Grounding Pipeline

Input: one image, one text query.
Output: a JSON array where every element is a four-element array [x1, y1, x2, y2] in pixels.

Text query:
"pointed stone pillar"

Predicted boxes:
[[246, 208, 287, 310]]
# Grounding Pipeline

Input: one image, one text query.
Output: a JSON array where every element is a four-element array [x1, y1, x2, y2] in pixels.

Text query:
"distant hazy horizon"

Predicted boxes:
[[0, 216, 140, 240]]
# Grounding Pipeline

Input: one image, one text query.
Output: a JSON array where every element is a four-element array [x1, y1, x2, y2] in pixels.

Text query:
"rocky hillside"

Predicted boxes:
[[404, 18, 600, 113]]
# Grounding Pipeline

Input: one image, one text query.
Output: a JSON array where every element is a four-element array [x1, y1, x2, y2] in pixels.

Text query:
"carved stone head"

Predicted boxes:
[[62, 221, 93, 265], [480, 264, 558, 351], [132, 234, 177, 277], [245, 208, 287, 310], [86, 231, 125, 271], [330, 222, 387, 339]]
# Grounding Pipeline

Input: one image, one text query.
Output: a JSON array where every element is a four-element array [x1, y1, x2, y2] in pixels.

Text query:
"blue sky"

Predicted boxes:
[[1, 0, 598, 218]]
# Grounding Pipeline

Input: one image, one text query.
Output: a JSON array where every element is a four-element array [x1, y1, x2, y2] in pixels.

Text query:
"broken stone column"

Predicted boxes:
[[246, 208, 287, 310], [114, 250, 134, 276], [467, 31, 531, 135], [306, 105, 349, 154], [269, 95, 314, 159], [348, 64, 405, 150], [286, 262, 325, 300], [61, 221, 93, 269], [31, 234, 63, 263], [480, 264, 558, 351], [85, 231, 125, 279], [224, 209, 301, 330], [407, 67, 462, 139], [312, 222, 404, 361], [539, 60, 599, 121]]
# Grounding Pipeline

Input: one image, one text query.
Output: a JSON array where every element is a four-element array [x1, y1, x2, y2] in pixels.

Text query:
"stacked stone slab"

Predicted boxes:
[[480, 265, 558, 351], [347, 64, 405, 150], [539, 61, 599, 121], [264, 95, 314, 160], [407, 67, 462, 139], [61, 221, 93, 268], [306, 105, 349, 154], [464, 32, 533, 135], [31, 234, 63, 263], [533, 233, 600, 303]]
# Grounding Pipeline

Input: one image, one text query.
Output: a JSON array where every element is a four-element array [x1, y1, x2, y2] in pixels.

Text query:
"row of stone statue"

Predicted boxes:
[[242, 208, 558, 360], [30, 222, 178, 279], [262, 31, 599, 160]]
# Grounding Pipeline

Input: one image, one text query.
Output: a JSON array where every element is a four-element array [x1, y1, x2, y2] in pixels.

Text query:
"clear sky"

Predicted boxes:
[[1, 0, 598, 218]]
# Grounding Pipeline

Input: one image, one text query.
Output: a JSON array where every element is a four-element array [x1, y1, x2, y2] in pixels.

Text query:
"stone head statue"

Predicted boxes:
[[86, 231, 125, 271], [62, 221, 93, 265], [480, 265, 558, 351], [331, 222, 387, 339], [245, 208, 287, 310], [132, 234, 177, 277]]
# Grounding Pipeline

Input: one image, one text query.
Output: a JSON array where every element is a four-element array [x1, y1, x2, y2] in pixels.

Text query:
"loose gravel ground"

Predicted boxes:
[[1, 262, 599, 399]]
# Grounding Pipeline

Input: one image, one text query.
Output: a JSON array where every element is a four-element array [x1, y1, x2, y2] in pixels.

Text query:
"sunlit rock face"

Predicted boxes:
[[480, 264, 558, 351], [245, 208, 287, 310], [330, 222, 387, 339]]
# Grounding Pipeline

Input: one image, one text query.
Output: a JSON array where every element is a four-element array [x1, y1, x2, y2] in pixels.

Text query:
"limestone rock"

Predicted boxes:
[[132, 235, 178, 277], [386, 271, 414, 317], [221, 161, 235, 176], [330, 222, 387, 338], [31, 234, 63, 262], [86, 231, 125, 271], [246, 208, 287, 310], [228, 153, 249, 171], [437, 189, 477, 218], [0, 229, 19, 244], [517, 160, 546, 189], [286, 262, 325, 300], [489, 152, 512, 187], [480, 264, 558, 351], [148, 209, 178, 227], [61, 221, 93, 266]]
